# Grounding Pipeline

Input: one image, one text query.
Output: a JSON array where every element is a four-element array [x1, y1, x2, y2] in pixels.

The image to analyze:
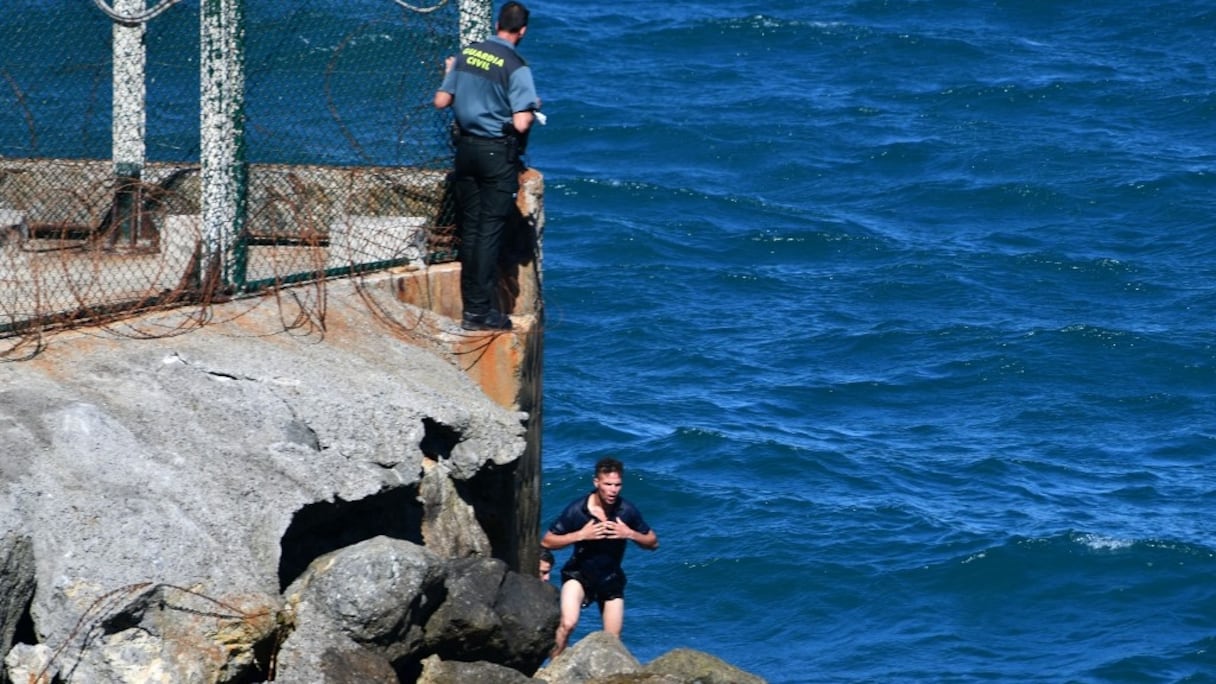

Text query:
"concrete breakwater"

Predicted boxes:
[[0, 167, 764, 682], [0, 275, 546, 681], [0, 165, 550, 682]]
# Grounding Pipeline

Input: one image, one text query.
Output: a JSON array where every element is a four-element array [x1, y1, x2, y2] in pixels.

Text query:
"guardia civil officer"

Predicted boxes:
[[434, 1, 540, 331]]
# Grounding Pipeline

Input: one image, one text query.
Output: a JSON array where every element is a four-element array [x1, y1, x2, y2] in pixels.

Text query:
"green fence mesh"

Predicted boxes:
[[0, 0, 490, 352]]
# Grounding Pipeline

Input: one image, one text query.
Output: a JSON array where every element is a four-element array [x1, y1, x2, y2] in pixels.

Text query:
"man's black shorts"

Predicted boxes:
[[562, 568, 626, 608]]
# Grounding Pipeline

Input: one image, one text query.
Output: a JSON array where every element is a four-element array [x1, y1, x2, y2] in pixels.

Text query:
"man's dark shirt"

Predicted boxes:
[[548, 493, 652, 582]]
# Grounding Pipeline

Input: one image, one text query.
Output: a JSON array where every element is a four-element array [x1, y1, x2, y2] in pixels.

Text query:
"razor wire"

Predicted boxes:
[[95, 0, 455, 23], [91, 0, 186, 24], [390, 0, 451, 13]]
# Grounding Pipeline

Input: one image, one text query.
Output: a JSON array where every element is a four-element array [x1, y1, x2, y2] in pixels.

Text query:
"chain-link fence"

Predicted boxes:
[[0, 0, 496, 353]]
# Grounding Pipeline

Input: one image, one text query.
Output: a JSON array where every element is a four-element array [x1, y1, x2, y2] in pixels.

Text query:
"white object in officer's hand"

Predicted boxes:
[[534, 111, 547, 126]]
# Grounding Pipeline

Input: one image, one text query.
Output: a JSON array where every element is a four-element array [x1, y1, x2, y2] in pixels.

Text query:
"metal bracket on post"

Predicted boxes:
[[200, 0, 247, 294], [109, 0, 158, 253]]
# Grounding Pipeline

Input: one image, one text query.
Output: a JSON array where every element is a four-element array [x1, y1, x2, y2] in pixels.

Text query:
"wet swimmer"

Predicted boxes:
[[541, 457, 658, 658]]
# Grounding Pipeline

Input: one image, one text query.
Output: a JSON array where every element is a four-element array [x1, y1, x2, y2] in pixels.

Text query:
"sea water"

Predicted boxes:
[[525, 1, 1216, 682]]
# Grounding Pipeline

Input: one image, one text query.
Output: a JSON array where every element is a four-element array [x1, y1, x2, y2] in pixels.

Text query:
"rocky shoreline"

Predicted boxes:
[[3, 532, 762, 683], [0, 282, 763, 683]]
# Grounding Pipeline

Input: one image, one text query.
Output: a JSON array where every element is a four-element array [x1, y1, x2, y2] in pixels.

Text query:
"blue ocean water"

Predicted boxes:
[[525, 1, 1216, 682]]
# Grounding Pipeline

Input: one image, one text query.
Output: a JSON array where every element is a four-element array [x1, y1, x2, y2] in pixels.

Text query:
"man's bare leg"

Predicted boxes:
[[601, 597, 624, 637], [552, 579, 585, 658]]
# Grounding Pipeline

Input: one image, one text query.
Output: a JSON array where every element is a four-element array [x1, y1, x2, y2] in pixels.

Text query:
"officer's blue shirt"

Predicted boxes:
[[440, 36, 538, 138]]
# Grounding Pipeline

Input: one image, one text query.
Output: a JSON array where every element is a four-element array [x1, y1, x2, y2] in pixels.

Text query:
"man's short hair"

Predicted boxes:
[[539, 548, 554, 564], [595, 457, 624, 477], [498, 2, 529, 33]]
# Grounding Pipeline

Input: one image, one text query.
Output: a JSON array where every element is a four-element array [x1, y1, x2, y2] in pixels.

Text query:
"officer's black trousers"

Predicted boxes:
[[453, 136, 519, 317]]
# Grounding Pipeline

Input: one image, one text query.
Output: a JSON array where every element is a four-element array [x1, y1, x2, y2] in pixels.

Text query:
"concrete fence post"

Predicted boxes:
[[111, 0, 153, 251], [200, 0, 247, 291], [112, 0, 145, 179]]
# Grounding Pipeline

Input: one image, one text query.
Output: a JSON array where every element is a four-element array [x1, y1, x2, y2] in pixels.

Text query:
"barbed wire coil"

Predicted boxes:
[[91, 0, 185, 25], [391, 0, 451, 14]]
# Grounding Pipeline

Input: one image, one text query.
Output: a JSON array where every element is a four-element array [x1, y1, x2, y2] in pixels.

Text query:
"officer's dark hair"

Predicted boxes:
[[498, 2, 529, 33]]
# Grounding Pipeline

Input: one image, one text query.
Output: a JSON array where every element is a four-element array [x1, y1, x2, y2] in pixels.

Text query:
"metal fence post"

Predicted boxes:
[[459, 0, 494, 46], [200, 0, 247, 292]]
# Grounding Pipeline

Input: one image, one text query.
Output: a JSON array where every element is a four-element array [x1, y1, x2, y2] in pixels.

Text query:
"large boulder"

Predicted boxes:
[[277, 537, 557, 682], [276, 536, 448, 681], [423, 556, 559, 673], [534, 631, 642, 684], [284, 536, 447, 658], [642, 648, 767, 684], [493, 570, 561, 671], [423, 557, 512, 660], [536, 633, 768, 684]]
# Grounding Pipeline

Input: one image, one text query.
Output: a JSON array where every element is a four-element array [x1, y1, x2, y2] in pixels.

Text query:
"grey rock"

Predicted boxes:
[[418, 654, 542, 683], [423, 556, 510, 659], [0, 532, 35, 658], [534, 631, 641, 684], [538, 642, 764, 684], [271, 589, 397, 684], [285, 535, 447, 663], [422, 556, 558, 672], [276, 537, 559, 682], [585, 675, 685, 684], [643, 648, 767, 684], [316, 645, 401, 684], [494, 570, 560, 672], [58, 583, 283, 684], [4, 643, 54, 684], [419, 460, 492, 559]]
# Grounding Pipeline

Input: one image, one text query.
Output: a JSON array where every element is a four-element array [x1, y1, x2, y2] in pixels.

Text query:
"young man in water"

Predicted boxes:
[[541, 457, 658, 657]]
